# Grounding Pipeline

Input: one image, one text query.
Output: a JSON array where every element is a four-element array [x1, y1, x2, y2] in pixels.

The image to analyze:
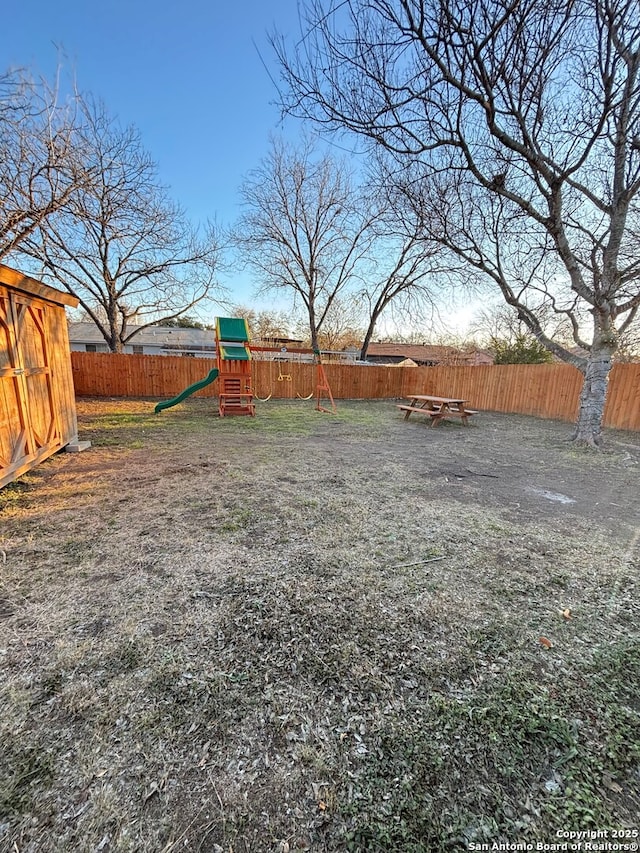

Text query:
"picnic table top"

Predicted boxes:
[[406, 394, 469, 404]]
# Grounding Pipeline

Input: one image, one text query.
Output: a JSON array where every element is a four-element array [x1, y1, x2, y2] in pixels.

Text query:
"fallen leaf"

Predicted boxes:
[[198, 740, 211, 768], [143, 781, 160, 804], [562, 608, 572, 619], [602, 774, 623, 793], [539, 636, 553, 648]]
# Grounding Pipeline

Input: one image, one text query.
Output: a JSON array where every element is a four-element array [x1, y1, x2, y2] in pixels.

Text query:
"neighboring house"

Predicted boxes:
[[251, 335, 313, 361], [69, 324, 496, 365], [363, 342, 494, 366], [69, 323, 313, 359], [68, 322, 217, 357], [253, 335, 305, 348]]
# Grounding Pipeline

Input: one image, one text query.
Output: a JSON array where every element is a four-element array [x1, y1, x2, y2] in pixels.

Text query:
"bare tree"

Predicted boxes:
[[470, 301, 574, 349], [312, 296, 364, 350], [1, 68, 88, 261], [20, 97, 222, 352], [235, 137, 379, 353], [230, 304, 293, 342], [356, 183, 450, 357], [275, 0, 640, 446]]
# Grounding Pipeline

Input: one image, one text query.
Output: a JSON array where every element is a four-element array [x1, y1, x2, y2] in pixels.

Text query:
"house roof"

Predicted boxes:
[[365, 342, 493, 365], [252, 336, 305, 347], [68, 322, 216, 350]]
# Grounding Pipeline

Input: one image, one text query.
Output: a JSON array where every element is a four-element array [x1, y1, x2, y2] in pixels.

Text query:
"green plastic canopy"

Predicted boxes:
[[216, 317, 250, 342], [220, 344, 250, 361]]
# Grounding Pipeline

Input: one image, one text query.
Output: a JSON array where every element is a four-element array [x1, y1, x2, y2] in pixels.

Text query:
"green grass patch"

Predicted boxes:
[[339, 643, 640, 850], [0, 741, 55, 817]]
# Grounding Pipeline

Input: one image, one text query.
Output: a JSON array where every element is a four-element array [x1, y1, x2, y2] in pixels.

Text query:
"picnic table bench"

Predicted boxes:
[[398, 394, 478, 427]]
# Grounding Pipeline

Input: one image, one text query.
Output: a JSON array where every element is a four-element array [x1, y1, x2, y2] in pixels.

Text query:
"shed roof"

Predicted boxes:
[[0, 264, 79, 308]]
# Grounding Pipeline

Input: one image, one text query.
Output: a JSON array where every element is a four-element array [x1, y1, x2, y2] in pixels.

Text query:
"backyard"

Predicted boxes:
[[0, 398, 639, 852]]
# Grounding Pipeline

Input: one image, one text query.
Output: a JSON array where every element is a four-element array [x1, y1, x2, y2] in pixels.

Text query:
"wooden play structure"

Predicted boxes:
[[0, 264, 86, 489], [215, 317, 255, 417], [154, 317, 337, 417]]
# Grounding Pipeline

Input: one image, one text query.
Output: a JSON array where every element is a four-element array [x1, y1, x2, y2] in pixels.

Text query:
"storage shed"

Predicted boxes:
[[1, 264, 83, 489]]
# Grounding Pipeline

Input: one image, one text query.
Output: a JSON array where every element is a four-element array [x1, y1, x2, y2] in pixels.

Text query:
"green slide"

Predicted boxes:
[[154, 369, 219, 414]]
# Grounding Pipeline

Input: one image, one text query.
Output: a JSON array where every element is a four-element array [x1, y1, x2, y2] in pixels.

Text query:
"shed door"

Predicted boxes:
[[0, 288, 61, 487]]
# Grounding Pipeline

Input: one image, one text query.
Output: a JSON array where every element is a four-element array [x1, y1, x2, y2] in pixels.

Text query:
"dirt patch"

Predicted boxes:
[[0, 399, 638, 851]]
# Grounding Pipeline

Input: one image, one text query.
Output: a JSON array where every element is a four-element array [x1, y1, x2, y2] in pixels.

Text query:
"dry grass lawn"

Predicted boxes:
[[0, 398, 639, 852]]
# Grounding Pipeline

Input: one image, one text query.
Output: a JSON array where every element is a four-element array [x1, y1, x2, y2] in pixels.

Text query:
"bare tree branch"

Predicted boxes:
[[17, 96, 224, 352], [0, 68, 91, 262], [275, 0, 640, 445], [235, 136, 379, 352]]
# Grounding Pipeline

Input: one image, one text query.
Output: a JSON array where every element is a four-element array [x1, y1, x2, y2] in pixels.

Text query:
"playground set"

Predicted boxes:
[[154, 317, 336, 416]]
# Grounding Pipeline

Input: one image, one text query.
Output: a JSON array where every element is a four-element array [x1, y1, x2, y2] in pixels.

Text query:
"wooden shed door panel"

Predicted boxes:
[[0, 289, 61, 487], [13, 297, 61, 451], [0, 290, 33, 472]]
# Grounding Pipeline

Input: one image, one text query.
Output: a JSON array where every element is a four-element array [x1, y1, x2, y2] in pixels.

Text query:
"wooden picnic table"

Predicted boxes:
[[397, 394, 478, 427]]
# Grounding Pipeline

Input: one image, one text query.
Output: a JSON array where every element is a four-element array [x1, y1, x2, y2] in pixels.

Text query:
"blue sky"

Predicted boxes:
[[4, 1, 477, 334], [4, 0, 307, 309]]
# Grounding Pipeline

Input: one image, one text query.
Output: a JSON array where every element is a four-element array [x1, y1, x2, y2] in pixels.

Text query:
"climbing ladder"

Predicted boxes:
[[215, 317, 255, 417]]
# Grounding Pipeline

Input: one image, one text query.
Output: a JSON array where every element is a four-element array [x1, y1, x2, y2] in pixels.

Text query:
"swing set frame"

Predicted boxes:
[[251, 345, 336, 412]]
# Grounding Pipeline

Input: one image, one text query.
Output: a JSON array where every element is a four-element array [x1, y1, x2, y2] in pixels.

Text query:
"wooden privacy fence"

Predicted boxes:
[[70, 352, 640, 431]]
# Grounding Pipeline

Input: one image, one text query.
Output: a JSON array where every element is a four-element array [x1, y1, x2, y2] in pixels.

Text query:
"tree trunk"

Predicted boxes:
[[572, 319, 616, 447], [308, 302, 320, 355], [108, 323, 123, 353], [360, 322, 376, 361]]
